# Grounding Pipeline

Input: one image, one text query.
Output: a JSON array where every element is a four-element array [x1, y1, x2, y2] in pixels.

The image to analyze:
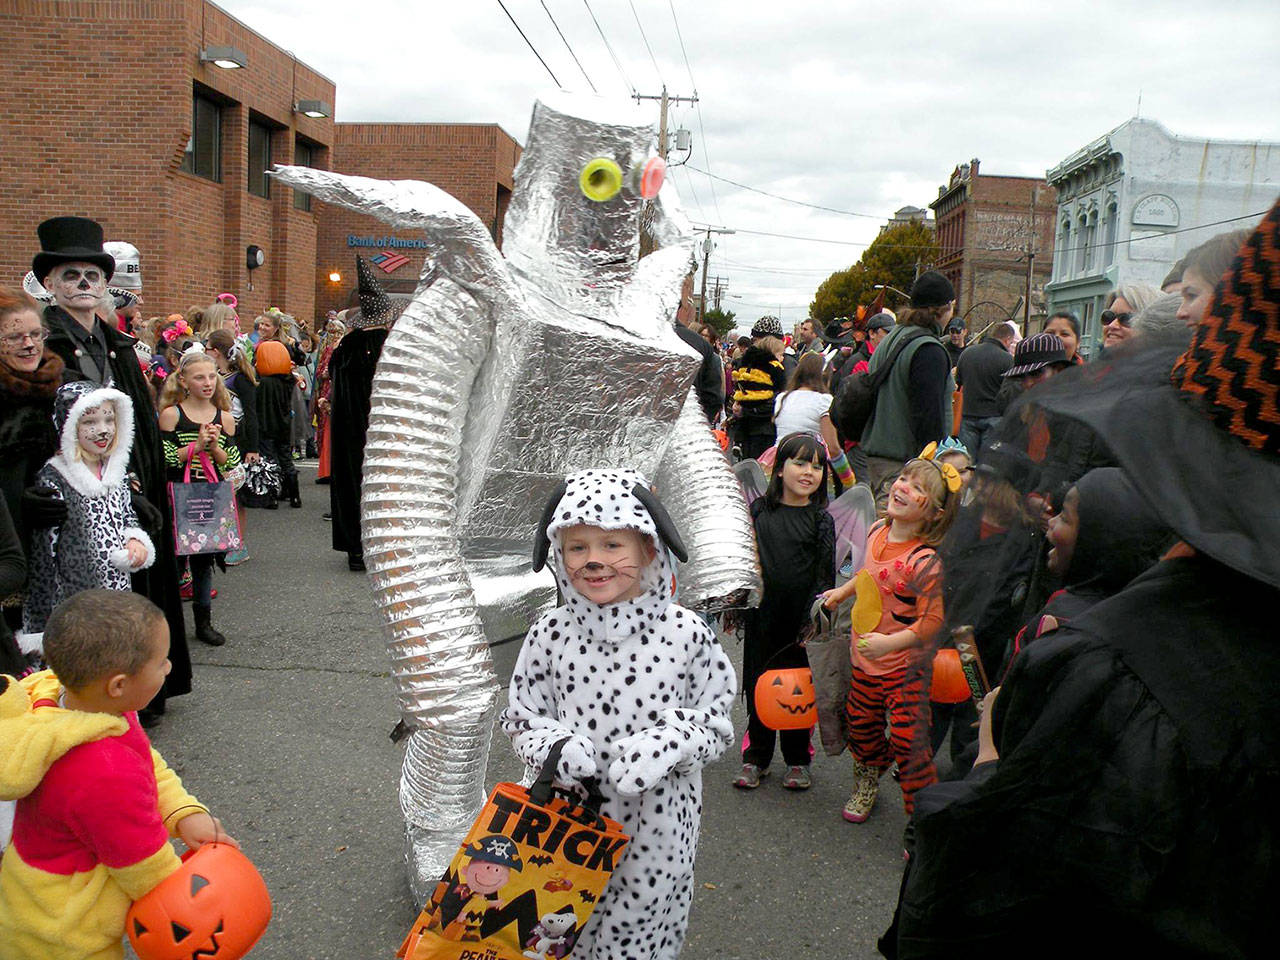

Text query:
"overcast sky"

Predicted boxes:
[[224, 0, 1280, 325]]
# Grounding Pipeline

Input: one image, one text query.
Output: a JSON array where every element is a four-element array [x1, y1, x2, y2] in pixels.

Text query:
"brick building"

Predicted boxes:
[[929, 159, 1057, 332], [1, 0, 522, 329], [316, 124, 521, 314], [0, 0, 334, 323]]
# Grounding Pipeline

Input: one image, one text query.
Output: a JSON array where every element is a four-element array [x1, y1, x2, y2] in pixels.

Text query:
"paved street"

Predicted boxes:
[[149, 462, 907, 959]]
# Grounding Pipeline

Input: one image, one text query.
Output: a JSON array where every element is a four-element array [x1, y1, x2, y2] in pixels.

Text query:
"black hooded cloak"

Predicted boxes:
[[328, 327, 387, 556], [890, 555, 1280, 959]]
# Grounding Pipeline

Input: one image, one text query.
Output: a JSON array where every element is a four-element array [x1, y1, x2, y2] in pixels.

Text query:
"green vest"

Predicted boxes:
[[860, 324, 955, 461]]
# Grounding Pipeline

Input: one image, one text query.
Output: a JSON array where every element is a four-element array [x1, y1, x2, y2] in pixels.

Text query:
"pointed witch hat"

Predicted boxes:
[[352, 255, 394, 329], [1034, 197, 1280, 587]]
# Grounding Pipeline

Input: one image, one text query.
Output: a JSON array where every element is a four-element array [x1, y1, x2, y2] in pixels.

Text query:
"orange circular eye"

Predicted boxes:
[[638, 157, 665, 199]]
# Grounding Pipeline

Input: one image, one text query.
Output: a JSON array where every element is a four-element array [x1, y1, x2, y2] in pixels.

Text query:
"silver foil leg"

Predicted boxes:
[[657, 388, 763, 611], [399, 714, 496, 904], [360, 279, 498, 902]]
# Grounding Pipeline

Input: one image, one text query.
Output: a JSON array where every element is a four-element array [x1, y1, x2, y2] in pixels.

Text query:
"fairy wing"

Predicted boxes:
[[827, 484, 876, 573], [732, 459, 769, 511]]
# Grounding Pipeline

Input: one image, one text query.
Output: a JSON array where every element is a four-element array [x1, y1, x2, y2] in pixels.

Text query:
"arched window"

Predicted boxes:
[[1059, 219, 1072, 276], [1076, 215, 1089, 273], [1103, 202, 1118, 266], [1084, 211, 1099, 272]]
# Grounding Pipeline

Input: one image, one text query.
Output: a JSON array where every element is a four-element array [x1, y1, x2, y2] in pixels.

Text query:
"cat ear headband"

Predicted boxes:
[[911, 441, 962, 495]]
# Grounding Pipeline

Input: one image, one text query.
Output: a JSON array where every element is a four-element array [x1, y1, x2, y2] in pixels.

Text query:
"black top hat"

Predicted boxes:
[[32, 217, 116, 283]]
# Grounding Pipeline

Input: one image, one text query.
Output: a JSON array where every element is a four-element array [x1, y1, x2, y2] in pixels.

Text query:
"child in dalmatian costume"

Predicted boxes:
[[501, 469, 736, 960], [22, 381, 155, 636]]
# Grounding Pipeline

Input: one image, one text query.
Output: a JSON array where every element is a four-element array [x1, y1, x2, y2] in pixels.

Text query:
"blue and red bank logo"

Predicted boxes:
[[370, 251, 410, 273]]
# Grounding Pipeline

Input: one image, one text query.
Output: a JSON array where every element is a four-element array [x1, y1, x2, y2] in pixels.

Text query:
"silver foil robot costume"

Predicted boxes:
[[272, 91, 760, 903]]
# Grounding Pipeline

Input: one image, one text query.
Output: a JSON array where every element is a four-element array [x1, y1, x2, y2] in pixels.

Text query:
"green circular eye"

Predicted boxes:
[[579, 157, 624, 202]]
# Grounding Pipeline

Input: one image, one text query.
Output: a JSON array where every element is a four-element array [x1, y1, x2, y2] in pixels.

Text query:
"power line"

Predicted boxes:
[[583, 0, 635, 95], [668, 0, 696, 90], [692, 207, 1272, 257], [672, 163, 706, 223], [496, 0, 561, 87], [686, 164, 885, 219], [541, 0, 595, 93], [628, 0, 664, 86]]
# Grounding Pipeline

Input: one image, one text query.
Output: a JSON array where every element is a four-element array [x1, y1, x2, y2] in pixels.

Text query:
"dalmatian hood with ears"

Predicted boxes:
[[533, 469, 688, 646]]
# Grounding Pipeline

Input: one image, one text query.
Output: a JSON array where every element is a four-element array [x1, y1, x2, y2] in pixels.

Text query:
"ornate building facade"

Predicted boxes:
[[1045, 118, 1280, 356]]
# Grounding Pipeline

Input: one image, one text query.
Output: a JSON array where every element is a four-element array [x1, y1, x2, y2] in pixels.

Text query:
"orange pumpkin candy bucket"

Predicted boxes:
[[127, 843, 271, 960], [753, 667, 817, 731]]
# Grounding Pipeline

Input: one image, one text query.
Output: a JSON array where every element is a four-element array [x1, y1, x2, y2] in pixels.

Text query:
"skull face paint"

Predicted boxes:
[[76, 403, 117, 461], [45, 261, 107, 315]]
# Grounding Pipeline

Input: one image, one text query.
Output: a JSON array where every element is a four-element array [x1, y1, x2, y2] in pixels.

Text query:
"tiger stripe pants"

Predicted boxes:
[[846, 664, 937, 814]]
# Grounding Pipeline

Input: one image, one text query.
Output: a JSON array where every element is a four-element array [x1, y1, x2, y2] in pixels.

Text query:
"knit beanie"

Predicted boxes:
[[909, 271, 956, 308]]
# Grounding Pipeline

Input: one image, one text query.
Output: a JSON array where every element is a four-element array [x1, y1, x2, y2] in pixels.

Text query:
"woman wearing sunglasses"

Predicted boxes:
[[1100, 284, 1161, 350]]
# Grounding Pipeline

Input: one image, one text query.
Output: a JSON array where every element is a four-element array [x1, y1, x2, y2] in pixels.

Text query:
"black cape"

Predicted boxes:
[[890, 554, 1280, 959], [42, 307, 190, 702], [328, 327, 387, 555]]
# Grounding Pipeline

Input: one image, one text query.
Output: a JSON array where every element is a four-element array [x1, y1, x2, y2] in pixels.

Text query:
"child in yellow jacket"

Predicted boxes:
[[0, 589, 236, 960]]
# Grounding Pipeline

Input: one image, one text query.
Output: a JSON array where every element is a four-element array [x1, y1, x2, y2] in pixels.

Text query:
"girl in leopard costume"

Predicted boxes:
[[22, 381, 155, 635]]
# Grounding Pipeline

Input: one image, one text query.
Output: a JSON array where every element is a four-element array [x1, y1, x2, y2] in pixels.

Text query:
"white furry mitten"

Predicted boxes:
[[608, 728, 684, 797], [556, 735, 599, 782]]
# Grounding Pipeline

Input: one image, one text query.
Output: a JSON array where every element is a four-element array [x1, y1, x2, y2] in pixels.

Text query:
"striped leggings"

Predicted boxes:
[[846, 664, 937, 814]]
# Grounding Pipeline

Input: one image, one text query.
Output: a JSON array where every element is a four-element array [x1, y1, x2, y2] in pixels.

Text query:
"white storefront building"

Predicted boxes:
[[1044, 118, 1280, 356]]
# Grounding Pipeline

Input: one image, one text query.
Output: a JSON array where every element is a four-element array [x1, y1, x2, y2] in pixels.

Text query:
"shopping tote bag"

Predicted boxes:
[[398, 739, 630, 960], [169, 449, 242, 556]]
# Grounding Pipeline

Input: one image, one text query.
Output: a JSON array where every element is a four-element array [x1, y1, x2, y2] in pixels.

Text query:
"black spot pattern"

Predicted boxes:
[[499, 470, 737, 960]]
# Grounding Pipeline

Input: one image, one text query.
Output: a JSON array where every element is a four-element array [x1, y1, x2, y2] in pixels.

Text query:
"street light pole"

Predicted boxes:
[[873, 283, 910, 300]]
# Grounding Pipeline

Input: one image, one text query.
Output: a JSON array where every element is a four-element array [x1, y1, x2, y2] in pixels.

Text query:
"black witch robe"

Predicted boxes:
[[888, 554, 1280, 959], [42, 306, 190, 701], [328, 327, 387, 556]]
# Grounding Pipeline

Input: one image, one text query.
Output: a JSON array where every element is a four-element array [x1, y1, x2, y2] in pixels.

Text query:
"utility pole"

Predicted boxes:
[[635, 87, 698, 258], [697, 227, 735, 324], [1025, 185, 1037, 328]]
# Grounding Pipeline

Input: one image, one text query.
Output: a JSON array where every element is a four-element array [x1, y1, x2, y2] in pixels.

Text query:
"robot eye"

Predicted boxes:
[[579, 157, 624, 202], [633, 156, 665, 199]]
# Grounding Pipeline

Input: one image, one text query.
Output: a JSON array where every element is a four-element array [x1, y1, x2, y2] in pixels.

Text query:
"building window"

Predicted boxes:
[[248, 119, 272, 198], [1103, 202, 1118, 266], [1076, 216, 1089, 274], [180, 91, 221, 181], [293, 140, 314, 211], [1084, 212, 1098, 272], [1059, 219, 1071, 276]]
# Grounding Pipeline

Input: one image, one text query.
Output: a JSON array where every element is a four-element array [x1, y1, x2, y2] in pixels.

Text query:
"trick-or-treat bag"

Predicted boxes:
[[169, 449, 242, 556], [398, 739, 630, 960]]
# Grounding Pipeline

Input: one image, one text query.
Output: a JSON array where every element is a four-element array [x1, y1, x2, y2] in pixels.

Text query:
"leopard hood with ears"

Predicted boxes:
[[532, 469, 688, 644], [49, 382, 135, 498]]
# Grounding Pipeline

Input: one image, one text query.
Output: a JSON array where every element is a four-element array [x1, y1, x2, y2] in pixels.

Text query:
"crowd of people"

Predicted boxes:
[[0, 217, 393, 716], [668, 205, 1278, 956], [0, 194, 1276, 959]]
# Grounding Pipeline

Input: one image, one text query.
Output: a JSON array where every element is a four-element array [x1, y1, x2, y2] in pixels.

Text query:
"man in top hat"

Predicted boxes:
[[329, 257, 398, 572], [885, 201, 1280, 958], [31, 216, 190, 718]]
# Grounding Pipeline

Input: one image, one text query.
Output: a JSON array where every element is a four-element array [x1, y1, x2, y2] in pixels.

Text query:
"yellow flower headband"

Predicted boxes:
[[910, 441, 963, 495]]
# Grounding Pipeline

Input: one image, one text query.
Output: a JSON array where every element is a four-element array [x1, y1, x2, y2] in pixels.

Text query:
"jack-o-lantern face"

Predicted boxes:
[[929, 648, 971, 705], [127, 843, 272, 960], [754, 668, 816, 730]]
